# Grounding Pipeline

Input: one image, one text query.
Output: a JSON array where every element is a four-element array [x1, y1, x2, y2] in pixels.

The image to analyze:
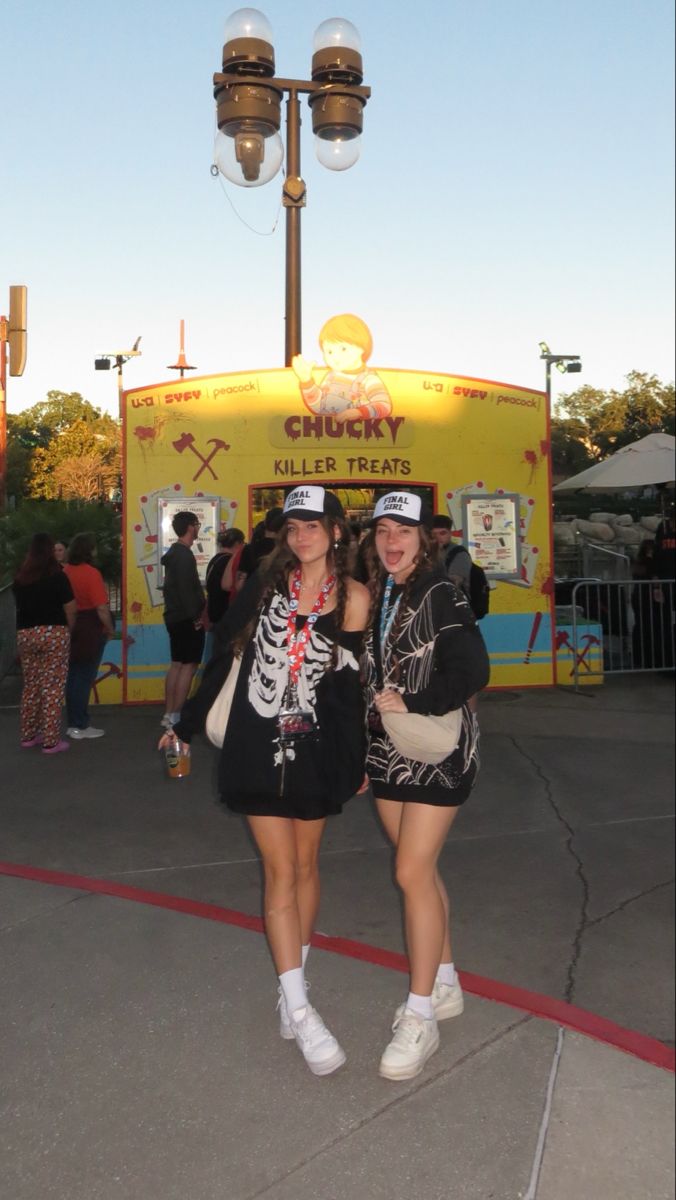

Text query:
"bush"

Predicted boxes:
[[0, 501, 121, 586]]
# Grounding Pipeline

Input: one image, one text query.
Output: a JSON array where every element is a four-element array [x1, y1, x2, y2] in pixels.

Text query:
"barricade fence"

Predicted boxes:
[[571, 578, 675, 687]]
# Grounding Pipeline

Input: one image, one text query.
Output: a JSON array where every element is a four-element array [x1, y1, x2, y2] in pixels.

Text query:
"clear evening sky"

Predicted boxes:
[[1, 0, 674, 417]]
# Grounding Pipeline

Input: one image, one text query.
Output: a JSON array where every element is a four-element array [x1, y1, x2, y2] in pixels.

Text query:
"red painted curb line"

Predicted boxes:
[[2, 860, 673, 1074]]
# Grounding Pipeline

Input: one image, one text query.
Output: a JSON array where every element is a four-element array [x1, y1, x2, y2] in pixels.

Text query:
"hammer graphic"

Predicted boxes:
[[194, 436, 230, 481], [92, 661, 123, 703], [172, 432, 229, 481]]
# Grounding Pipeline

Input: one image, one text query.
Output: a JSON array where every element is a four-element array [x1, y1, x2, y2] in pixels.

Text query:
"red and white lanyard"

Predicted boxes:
[[286, 567, 336, 686]]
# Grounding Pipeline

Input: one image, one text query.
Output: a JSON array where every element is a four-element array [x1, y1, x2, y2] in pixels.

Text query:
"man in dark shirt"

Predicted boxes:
[[161, 511, 205, 729]]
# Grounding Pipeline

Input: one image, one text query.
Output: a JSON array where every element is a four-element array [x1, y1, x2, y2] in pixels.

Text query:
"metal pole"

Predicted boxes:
[[284, 91, 302, 366]]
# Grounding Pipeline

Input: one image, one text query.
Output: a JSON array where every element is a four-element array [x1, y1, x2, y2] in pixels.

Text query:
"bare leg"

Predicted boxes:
[[377, 798, 458, 995], [247, 815, 304, 975], [292, 818, 326, 946]]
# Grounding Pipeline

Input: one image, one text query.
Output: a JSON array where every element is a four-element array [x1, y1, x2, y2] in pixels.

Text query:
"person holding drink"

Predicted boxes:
[[160, 487, 369, 1077], [362, 491, 490, 1081]]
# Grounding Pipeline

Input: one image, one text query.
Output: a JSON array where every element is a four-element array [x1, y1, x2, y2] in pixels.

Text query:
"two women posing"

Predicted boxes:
[[165, 486, 489, 1081]]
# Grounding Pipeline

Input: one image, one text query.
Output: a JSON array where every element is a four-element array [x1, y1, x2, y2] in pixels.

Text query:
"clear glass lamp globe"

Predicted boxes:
[[314, 134, 361, 172], [223, 8, 274, 43], [214, 128, 284, 187], [313, 17, 361, 52]]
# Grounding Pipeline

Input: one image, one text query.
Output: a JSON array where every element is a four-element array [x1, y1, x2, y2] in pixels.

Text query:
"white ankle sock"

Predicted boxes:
[[437, 962, 457, 987], [302, 943, 311, 967], [406, 991, 434, 1020], [279, 967, 307, 1015]]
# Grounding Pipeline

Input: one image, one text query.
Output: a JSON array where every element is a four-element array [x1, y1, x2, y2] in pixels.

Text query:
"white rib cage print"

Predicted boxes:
[[248, 588, 358, 721]]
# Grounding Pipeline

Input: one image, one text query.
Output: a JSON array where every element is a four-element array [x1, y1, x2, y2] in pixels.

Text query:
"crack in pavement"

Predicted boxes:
[[509, 736, 590, 1005], [586, 876, 675, 930], [0, 890, 93, 935], [245, 1014, 533, 1199]]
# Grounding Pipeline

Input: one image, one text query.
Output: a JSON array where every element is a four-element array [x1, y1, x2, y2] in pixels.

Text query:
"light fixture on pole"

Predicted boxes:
[[539, 341, 582, 412], [94, 337, 142, 420], [212, 8, 370, 365]]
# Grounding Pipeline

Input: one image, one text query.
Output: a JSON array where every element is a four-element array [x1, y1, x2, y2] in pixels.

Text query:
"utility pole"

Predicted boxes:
[[0, 285, 28, 510]]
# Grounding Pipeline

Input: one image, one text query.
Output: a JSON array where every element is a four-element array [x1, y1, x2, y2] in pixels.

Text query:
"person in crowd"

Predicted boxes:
[[161, 486, 369, 1077], [160, 511, 206, 730], [63, 532, 115, 740], [361, 491, 490, 1081], [53, 541, 68, 567], [238, 507, 285, 583], [205, 529, 245, 625], [12, 533, 77, 754], [631, 539, 657, 668], [432, 514, 472, 593], [651, 498, 675, 668]]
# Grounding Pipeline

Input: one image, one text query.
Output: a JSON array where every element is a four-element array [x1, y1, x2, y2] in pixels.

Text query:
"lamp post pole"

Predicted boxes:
[[284, 90, 304, 364]]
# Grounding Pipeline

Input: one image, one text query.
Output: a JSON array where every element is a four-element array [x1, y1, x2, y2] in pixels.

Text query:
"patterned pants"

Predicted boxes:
[[17, 626, 70, 748]]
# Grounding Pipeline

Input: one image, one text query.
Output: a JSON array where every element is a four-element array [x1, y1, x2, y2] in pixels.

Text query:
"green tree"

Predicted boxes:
[[550, 417, 596, 478], [556, 372, 675, 463], [0, 501, 121, 586], [7, 392, 121, 501]]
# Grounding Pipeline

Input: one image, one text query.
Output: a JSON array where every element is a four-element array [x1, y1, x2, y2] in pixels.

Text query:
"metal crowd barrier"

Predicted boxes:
[[571, 578, 675, 688]]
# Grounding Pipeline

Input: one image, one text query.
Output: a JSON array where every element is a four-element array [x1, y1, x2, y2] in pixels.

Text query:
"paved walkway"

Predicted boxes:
[[1, 674, 674, 1200]]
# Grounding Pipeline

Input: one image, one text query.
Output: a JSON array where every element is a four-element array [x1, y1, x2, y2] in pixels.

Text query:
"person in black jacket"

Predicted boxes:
[[361, 491, 490, 1082], [160, 511, 206, 729], [160, 487, 370, 1078]]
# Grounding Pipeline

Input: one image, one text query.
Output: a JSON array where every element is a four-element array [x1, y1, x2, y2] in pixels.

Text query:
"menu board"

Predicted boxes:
[[462, 492, 521, 580], [157, 495, 219, 583]]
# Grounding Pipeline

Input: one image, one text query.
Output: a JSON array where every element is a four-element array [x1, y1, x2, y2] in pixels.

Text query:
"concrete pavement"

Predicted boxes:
[[1, 674, 674, 1200]]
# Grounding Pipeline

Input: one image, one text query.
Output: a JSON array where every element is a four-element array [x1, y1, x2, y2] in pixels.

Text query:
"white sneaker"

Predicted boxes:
[[160, 714, 174, 730], [277, 989, 295, 1040], [67, 726, 105, 740], [432, 978, 464, 1020], [289, 1005, 346, 1076], [379, 1008, 440, 1081], [394, 978, 464, 1025]]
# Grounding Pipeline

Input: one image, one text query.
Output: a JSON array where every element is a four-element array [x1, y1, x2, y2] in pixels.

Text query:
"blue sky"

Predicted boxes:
[[1, 0, 674, 418]]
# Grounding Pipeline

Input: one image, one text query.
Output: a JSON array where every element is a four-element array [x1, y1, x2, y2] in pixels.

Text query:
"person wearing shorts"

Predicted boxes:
[[362, 491, 490, 1081], [161, 511, 206, 729]]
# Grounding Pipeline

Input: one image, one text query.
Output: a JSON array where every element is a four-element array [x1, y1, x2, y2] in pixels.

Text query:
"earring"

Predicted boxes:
[[334, 540, 340, 550]]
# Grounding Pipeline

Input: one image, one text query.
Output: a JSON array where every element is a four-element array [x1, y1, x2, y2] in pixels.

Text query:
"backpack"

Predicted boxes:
[[445, 545, 490, 620]]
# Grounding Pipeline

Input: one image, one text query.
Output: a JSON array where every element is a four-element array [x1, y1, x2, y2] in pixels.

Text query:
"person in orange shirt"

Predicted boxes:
[[63, 533, 115, 739]]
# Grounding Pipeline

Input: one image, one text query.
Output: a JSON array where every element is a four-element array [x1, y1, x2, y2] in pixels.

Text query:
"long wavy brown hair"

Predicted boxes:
[[231, 515, 352, 670], [361, 522, 436, 683]]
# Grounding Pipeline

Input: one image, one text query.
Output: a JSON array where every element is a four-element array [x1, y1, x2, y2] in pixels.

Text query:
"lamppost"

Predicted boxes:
[[212, 8, 370, 365], [539, 341, 582, 412], [94, 337, 142, 420]]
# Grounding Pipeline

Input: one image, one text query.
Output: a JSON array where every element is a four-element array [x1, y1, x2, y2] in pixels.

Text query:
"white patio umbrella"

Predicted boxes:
[[553, 432, 676, 492]]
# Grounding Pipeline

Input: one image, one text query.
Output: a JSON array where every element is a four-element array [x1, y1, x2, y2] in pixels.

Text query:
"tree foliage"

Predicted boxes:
[[0, 500, 121, 586], [553, 372, 675, 477], [7, 391, 120, 501]]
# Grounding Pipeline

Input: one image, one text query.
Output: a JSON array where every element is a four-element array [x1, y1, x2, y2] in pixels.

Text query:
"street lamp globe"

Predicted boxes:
[[214, 126, 284, 187], [222, 8, 275, 75], [313, 17, 362, 63], [314, 133, 361, 171]]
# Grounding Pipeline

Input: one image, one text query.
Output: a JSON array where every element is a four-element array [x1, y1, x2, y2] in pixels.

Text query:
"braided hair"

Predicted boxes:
[[230, 515, 351, 672]]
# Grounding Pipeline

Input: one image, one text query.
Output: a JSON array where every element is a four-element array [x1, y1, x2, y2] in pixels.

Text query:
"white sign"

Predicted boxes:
[[157, 496, 219, 583]]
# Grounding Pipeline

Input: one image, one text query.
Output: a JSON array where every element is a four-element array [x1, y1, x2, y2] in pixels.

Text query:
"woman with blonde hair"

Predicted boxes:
[[162, 486, 369, 1077], [362, 491, 490, 1081]]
